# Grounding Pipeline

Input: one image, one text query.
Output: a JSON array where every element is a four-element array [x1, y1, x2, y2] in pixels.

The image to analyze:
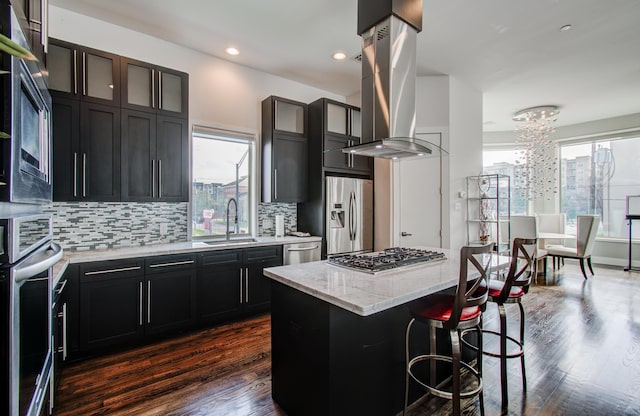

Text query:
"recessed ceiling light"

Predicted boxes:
[[226, 47, 240, 56], [560, 24, 572, 32], [332, 51, 347, 61]]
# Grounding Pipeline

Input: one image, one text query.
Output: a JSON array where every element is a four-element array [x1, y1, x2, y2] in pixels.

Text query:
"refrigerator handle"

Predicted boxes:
[[350, 191, 357, 241]]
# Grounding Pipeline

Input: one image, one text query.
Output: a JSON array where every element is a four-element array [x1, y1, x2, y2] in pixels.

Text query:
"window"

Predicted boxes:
[[559, 136, 640, 238], [191, 126, 256, 239], [483, 149, 527, 215]]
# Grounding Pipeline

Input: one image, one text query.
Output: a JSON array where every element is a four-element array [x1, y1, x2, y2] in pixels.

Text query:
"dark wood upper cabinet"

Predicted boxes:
[[121, 111, 188, 202], [52, 98, 120, 201], [121, 57, 189, 118], [49, 39, 189, 202], [308, 98, 371, 175], [262, 96, 308, 203], [12, 0, 48, 67], [48, 39, 121, 106]]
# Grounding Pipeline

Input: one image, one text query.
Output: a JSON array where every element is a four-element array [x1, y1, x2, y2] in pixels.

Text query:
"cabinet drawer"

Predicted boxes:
[[243, 246, 283, 264], [80, 259, 144, 280], [145, 254, 196, 274], [198, 250, 242, 268]]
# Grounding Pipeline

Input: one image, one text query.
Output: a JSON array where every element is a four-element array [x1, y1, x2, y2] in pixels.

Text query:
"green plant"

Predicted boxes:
[[0, 33, 36, 61]]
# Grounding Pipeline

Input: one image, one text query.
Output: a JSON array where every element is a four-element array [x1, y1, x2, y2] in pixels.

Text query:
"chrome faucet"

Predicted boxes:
[[226, 198, 238, 240]]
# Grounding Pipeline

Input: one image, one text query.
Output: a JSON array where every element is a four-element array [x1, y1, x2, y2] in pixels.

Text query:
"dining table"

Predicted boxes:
[[538, 232, 575, 270], [538, 232, 576, 241]]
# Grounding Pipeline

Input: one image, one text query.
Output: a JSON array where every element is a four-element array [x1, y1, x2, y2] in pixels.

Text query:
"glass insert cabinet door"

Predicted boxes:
[[47, 40, 119, 104], [123, 58, 186, 116], [326, 101, 361, 138]]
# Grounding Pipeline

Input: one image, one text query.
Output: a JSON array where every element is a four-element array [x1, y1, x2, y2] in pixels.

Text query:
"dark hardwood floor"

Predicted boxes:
[[55, 262, 640, 416]]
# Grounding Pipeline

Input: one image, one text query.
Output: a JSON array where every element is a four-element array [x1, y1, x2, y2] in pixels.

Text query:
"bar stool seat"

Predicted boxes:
[[404, 243, 493, 416]]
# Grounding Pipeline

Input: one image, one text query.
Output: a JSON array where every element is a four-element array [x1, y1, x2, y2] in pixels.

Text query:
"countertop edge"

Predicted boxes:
[[52, 236, 321, 284]]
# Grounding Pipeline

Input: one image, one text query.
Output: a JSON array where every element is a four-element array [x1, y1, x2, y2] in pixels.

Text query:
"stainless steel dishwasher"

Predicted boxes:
[[283, 241, 321, 265]]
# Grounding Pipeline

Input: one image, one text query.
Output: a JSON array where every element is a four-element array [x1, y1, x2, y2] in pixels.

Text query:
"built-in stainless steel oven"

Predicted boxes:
[[0, 7, 52, 203], [1, 213, 62, 416]]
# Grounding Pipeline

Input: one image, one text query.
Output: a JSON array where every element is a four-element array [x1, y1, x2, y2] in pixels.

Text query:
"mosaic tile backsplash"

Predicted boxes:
[[44, 202, 189, 251], [257, 202, 297, 236], [45, 202, 297, 251]]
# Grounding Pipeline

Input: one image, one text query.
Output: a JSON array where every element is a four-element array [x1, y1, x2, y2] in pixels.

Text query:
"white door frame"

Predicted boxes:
[[391, 127, 449, 248]]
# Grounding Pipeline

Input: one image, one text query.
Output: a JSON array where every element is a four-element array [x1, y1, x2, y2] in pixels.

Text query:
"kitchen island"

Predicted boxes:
[[264, 248, 504, 416]]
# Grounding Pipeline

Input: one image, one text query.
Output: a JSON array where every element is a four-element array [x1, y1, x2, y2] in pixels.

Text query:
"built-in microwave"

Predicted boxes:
[[0, 7, 52, 204]]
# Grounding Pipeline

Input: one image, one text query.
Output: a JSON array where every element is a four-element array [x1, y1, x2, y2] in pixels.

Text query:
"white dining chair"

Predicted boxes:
[[537, 213, 567, 269], [536, 213, 567, 248], [546, 215, 600, 279], [510, 215, 547, 278]]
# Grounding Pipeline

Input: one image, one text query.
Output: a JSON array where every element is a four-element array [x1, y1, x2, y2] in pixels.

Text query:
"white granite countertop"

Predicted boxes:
[[52, 236, 321, 285], [264, 248, 508, 317]]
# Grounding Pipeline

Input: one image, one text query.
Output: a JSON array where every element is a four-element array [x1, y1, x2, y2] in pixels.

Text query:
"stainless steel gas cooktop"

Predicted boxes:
[[328, 247, 446, 274]]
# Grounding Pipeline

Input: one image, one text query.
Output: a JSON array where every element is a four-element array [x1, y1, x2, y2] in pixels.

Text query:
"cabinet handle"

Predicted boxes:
[[84, 266, 142, 276], [147, 280, 151, 324], [158, 71, 163, 109], [42, 0, 49, 53], [287, 245, 319, 252], [82, 153, 87, 198], [55, 278, 68, 295], [239, 269, 243, 304], [82, 51, 86, 96], [245, 268, 249, 303], [351, 140, 355, 167], [139, 281, 143, 326], [158, 159, 162, 199], [61, 303, 67, 360], [73, 153, 78, 197], [151, 69, 155, 109], [73, 50, 78, 95], [148, 260, 194, 268], [151, 159, 156, 198], [274, 169, 278, 200]]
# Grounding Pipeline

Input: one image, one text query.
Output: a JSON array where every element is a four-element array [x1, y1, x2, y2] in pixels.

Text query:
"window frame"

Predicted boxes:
[[189, 125, 258, 241], [484, 128, 640, 241]]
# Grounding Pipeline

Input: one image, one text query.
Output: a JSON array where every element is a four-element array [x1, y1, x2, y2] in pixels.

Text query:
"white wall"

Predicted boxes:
[[414, 76, 483, 251], [50, 6, 343, 135], [447, 77, 483, 251]]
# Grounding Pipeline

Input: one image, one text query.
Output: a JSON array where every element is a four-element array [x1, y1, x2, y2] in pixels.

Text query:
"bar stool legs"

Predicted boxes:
[[404, 319, 485, 416], [497, 302, 527, 410]]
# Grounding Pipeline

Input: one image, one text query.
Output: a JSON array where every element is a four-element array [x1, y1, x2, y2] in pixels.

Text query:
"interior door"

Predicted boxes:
[[395, 133, 443, 248]]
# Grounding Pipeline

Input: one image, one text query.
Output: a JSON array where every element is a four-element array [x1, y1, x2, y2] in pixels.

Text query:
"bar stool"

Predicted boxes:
[[404, 243, 492, 416], [463, 237, 536, 412]]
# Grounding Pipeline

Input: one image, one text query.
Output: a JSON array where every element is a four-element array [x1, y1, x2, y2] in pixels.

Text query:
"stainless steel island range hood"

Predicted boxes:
[[344, 0, 446, 160]]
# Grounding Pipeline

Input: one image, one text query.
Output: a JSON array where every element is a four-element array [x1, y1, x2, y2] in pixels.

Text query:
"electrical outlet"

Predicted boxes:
[[160, 223, 168, 235], [263, 219, 273, 229]]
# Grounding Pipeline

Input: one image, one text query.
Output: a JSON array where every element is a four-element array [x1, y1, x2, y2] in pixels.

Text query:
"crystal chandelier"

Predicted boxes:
[[513, 105, 559, 200]]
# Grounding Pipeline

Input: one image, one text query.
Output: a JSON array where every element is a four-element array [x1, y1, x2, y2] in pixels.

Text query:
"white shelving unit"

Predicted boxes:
[[466, 174, 511, 254]]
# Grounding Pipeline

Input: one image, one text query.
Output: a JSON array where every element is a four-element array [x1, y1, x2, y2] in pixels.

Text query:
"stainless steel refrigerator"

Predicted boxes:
[[326, 176, 373, 255]]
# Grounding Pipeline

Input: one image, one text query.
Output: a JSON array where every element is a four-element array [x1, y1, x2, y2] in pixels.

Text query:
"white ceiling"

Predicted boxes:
[[50, 0, 640, 132]]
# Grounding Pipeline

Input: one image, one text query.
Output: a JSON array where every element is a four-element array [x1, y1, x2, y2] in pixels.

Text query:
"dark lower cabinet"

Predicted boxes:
[[79, 259, 145, 352], [197, 246, 283, 324], [78, 255, 198, 352], [71, 246, 283, 357], [144, 254, 197, 336], [243, 245, 283, 313], [197, 250, 243, 325]]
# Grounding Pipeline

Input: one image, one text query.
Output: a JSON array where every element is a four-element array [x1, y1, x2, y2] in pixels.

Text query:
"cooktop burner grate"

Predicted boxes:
[[328, 247, 446, 274]]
